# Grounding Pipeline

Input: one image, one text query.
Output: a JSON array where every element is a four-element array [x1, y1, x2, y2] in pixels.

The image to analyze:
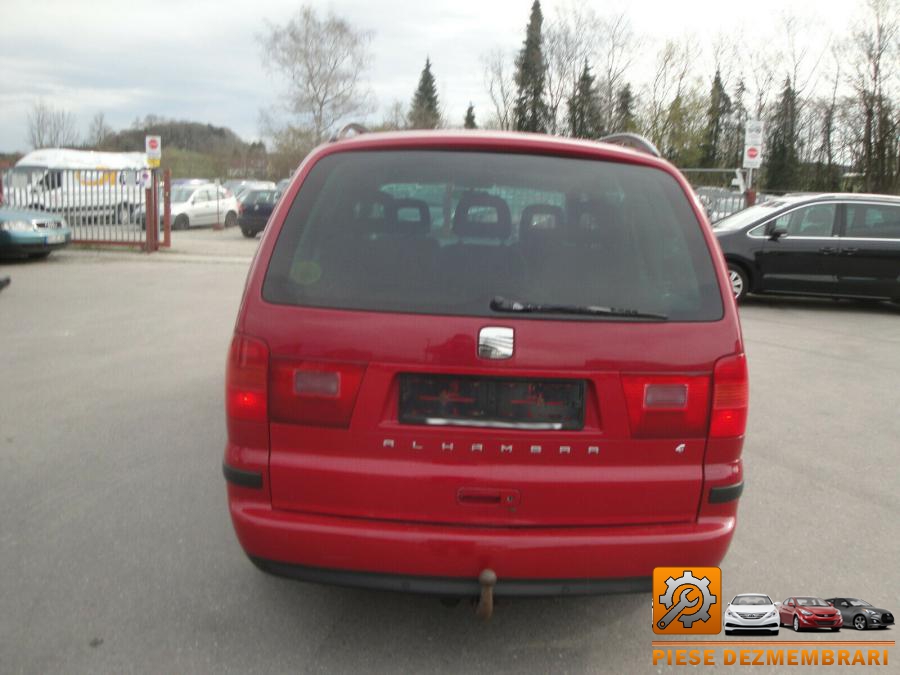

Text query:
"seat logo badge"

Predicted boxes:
[[559, 446, 571, 455], [441, 442, 454, 451], [675, 443, 686, 454], [500, 444, 513, 454], [383, 439, 395, 448], [471, 443, 483, 453], [412, 441, 423, 450], [588, 446, 600, 455], [478, 327, 514, 360], [530, 445, 542, 454]]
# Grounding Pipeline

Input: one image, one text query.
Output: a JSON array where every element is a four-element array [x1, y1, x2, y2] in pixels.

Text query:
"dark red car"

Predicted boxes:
[[223, 130, 747, 600], [779, 597, 844, 632]]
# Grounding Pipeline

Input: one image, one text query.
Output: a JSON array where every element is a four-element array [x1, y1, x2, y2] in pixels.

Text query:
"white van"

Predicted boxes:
[[5, 149, 149, 224]]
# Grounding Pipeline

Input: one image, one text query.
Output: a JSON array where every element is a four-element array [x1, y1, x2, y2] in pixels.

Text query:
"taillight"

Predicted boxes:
[[710, 353, 749, 438], [270, 361, 366, 428], [622, 374, 711, 438], [226, 334, 269, 422]]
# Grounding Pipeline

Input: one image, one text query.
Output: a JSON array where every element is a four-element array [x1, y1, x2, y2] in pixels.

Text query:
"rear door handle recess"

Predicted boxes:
[[819, 246, 838, 255], [842, 247, 859, 256], [457, 487, 520, 507]]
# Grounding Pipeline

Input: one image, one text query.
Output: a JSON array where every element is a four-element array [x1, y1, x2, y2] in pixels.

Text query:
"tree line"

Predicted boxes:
[[259, 0, 898, 193], [21, 1, 899, 192]]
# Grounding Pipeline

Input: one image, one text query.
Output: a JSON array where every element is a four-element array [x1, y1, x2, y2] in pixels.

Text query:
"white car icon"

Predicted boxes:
[[724, 593, 780, 635]]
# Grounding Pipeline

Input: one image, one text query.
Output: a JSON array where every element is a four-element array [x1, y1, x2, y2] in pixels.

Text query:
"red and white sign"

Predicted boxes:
[[145, 135, 161, 167], [742, 120, 763, 169]]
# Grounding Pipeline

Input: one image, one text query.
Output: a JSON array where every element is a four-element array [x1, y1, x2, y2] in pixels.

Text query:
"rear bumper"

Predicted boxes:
[[251, 557, 650, 596], [228, 489, 737, 591]]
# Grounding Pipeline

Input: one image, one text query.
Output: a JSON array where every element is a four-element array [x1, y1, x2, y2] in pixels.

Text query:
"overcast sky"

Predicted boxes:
[[0, 0, 865, 153]]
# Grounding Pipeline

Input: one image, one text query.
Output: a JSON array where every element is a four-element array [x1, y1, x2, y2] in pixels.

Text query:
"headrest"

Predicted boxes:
[[520, 204, 565, 231], [453, 192, 512, 239], [568, 197, 625, 247], [393, 198, 431, 235]]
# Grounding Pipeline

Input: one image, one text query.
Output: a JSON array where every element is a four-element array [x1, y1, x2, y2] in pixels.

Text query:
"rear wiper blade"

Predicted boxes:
[[490, 296, 668, 320]]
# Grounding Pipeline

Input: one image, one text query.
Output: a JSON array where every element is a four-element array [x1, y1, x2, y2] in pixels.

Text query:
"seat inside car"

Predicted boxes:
[[442, 192, 525, 297]]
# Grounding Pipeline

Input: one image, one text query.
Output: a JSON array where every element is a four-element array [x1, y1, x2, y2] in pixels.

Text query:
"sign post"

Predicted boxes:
[[742, 120, 764, 193], [145, 135, 161, 168]]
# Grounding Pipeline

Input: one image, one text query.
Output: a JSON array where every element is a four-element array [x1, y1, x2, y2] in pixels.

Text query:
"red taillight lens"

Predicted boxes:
[[622, 374, 711, 438], [270, 361, 366, 428], [710, 353, 749, 438], [226, 334, 269, 422]]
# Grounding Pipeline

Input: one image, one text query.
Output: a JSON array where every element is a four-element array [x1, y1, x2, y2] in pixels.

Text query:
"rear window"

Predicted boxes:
[[263, 150, 723, 321]]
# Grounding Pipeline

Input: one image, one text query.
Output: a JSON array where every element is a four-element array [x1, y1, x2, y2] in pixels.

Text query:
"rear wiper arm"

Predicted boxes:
[[490, 296, 668, 320]]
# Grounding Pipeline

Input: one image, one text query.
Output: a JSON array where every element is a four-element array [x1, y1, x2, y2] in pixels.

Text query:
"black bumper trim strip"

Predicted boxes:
[[249, 557, 650, 597], [222, 463, 263, 489], [709, 481, 744, 504]]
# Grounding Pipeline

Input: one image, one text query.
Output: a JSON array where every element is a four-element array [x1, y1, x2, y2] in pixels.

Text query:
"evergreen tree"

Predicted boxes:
[[513, 1, 549, 133], [567, 63, 604, 139], [408, 58, 440, 129], [701, 70, 732, 167], [612, 83, 637, 133], [726, 79, 747, 168], [765, 77, 800, 191], [464, 104, 477, 129]]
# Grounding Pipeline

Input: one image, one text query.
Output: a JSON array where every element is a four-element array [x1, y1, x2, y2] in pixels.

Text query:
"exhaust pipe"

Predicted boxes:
[[474, 568, 497, 620]]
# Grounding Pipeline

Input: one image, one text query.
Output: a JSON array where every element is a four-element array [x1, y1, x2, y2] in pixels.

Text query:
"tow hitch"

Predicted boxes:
[[474, 569, 497, 620]]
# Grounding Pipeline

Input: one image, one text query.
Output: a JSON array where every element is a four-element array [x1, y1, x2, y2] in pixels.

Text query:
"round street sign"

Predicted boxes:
[[148, 138, 159, 150], [747, 147, 758, 159]]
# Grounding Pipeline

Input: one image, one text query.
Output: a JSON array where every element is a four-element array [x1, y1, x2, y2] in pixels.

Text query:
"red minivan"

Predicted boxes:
[[224, 131, 747, 598]]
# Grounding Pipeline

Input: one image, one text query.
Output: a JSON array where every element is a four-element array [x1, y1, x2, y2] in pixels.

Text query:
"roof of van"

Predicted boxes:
[[15, 149, 148, 170]]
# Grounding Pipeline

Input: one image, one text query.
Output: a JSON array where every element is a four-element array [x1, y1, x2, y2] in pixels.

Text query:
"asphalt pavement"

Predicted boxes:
[[1, 233, 897, 674]]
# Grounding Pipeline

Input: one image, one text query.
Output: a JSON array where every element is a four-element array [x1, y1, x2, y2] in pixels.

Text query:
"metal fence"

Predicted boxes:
[[1, 166, 167, 248]]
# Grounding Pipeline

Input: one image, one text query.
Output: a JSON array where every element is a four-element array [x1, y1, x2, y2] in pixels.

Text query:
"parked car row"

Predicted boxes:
[[724, 594, 894, 635], [714, 193, 900, 304]]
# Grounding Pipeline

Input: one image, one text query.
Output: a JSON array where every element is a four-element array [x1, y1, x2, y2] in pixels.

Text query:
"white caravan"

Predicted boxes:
[[5, 149, 149, 224]]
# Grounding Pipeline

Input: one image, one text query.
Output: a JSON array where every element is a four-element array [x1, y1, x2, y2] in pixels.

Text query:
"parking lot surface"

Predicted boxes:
[[1, 235, 898, 673]]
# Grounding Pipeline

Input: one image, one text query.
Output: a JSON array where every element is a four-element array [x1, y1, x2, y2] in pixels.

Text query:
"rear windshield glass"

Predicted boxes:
[[263, 150, 723, 321]]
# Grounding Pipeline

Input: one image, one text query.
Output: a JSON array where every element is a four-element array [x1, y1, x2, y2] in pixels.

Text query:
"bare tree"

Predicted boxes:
[[544, 6, 599, 134], [481, 48, 516, 130], [596, 12, 637, 133], [259, 6, 374, 144], [27, 101, 80, 149], [847, 0, 899, 191], [745, 47, 777, 118], [642, 40, 695, 148], [86, 112, 112, 148]]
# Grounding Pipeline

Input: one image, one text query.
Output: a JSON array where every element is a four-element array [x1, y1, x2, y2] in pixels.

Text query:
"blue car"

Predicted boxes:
[[0, 206, 72, 258]]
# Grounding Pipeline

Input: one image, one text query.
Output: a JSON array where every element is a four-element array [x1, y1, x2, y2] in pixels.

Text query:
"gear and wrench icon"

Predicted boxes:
[[658, 570, 717, 629]]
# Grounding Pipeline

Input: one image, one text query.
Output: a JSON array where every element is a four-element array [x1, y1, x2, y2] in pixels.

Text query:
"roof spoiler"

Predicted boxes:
[[330, 123, 369, 142], [598, 133, 661, 158]]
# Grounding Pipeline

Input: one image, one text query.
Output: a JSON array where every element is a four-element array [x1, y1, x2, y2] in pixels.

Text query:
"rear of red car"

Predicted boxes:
[[223, 131, 747, 595]]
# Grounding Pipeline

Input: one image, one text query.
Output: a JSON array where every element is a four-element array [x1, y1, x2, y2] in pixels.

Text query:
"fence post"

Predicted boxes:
[[162, 169, 171, 248], [144, 170, 159, 252], [213, 178, 224, 231], [745, 189, 756, 207]]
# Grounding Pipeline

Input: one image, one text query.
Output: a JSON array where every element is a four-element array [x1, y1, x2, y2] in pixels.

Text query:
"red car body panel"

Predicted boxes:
[[224, 131, 746, 590]]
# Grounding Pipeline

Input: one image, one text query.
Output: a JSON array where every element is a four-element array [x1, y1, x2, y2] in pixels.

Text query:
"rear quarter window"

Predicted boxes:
[[263, 150, 723, 322]]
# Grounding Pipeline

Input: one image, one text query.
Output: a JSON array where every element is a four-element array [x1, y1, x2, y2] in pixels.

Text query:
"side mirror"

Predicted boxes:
[[769, 226, 788, 241]]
